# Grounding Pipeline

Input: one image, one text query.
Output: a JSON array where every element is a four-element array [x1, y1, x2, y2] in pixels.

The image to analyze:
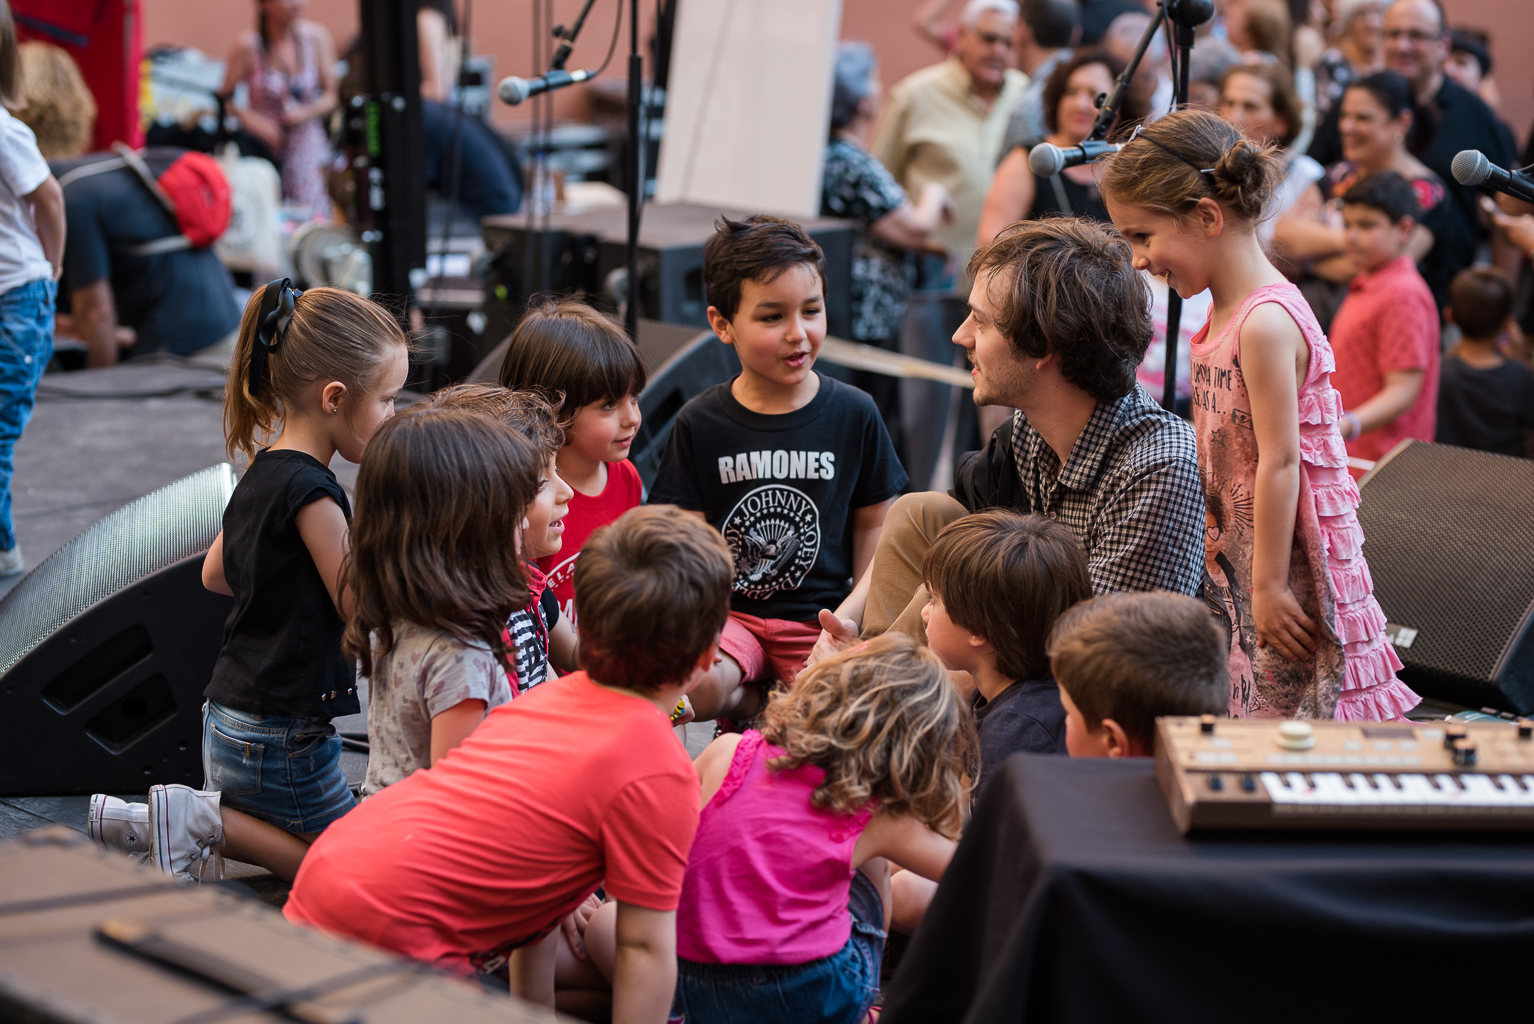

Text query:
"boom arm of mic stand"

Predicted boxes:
[[548, 0, 600, 70], [1086, 2, 1167, 141]]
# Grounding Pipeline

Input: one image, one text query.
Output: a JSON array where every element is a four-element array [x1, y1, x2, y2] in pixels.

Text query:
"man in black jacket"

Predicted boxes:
[[810, 218, 1205, 657]]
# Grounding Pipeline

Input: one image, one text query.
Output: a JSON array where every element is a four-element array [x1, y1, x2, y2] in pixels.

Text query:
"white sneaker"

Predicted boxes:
[[147, 784, 226, 882], [87, 794, 151, 856], [0, 546, 21, 577]]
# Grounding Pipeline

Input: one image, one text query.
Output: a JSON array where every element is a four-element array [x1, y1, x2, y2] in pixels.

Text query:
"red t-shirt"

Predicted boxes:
[[1327, 254, 1441, 468], [283, 672, 700, 974], [537, 459, 643, 632]]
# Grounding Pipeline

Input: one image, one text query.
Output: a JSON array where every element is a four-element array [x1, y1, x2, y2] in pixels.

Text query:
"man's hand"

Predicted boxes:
[[801, 608, 860, 678], [1493, 210, 1534, 256]]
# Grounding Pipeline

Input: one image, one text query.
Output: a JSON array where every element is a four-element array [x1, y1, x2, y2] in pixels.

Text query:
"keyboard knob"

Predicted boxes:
[[1200, 714, 1216, 735], [1207, 774, 1224, 791], [1444, 725, 1467, 750], [1240, 773, 1257, 792], [1275, 721, 1316, 751], [1518, 719, 1532, 741], [1452, 739, 1477, 767]]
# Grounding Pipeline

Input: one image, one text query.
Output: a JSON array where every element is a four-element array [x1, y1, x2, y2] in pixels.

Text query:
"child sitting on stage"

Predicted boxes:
[[920, 509, 1092, 793], [649, 215, 907, 726], [87, 283, 409, 882], [583, 633, 975, 1024], [346, 407, 542, 795], [1049, 592, 1228, 757], [284, 506, 731, 1023], [1436, 267, 1534, 457], [497, 298, 646, 634], [424, 383, 579, 684]]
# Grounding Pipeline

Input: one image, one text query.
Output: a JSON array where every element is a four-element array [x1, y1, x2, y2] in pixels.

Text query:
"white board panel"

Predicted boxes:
[[655, 0, 844, 219]]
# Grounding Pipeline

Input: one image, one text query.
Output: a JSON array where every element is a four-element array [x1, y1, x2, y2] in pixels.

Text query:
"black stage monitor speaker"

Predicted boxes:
[[0, 465, 236, 796], [1356, 440, 1534, 713]]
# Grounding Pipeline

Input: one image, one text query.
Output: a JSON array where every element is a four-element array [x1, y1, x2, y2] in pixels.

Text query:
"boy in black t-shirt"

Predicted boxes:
[[1436, 267, 1534, 458], [650, 216, 906, 724]]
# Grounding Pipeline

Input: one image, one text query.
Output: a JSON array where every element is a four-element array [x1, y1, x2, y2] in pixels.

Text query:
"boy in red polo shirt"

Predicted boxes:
[[283, 507, 732, 1023], [1327, 171, 1440, 475]]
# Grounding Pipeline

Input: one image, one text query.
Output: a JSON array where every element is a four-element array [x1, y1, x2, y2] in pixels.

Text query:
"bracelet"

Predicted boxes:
[[1341, 411, 1361, 441]]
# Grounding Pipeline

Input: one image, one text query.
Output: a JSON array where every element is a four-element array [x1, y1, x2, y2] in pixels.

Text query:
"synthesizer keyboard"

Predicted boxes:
[[1154, 715, 1534, 834]]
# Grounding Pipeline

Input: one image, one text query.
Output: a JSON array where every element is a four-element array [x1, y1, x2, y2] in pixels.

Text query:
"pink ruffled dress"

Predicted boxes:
[[1189, 283, 1416, 721]]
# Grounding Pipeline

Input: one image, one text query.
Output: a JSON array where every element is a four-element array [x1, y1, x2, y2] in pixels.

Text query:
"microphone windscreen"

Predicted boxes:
[[498, 76, 530, 105], [1029, 144, 1066, 177], [1451, 149, 1490, 186]]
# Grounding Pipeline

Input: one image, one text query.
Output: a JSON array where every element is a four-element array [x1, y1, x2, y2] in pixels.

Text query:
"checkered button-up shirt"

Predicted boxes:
[[1009, 384, 1205, 596]]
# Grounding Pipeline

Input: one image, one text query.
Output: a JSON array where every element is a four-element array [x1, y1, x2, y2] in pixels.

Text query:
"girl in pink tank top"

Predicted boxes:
[[585, 634, 975, 1024], [1101, 110, 1415, 721]]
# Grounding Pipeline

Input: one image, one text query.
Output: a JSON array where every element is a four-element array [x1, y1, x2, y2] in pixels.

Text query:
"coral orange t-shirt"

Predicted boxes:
[[283, 672, 700, 974], [1327, 254, 1441, 470], [537, 459, 643, 631]]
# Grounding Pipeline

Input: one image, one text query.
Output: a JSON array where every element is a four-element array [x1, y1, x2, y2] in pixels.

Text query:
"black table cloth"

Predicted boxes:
[[882, 755, 1534, 1023]]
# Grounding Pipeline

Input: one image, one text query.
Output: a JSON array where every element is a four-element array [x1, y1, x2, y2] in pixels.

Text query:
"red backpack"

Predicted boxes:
[[57, 144, 232, 253]]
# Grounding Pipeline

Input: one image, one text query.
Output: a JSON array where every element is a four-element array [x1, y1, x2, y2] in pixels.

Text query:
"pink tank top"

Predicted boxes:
[[675, 731, 875, 965]]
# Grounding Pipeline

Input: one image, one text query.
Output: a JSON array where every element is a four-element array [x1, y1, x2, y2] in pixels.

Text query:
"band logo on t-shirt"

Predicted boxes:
[[722, 485, 821, 601], [717, 450, 836, 484]]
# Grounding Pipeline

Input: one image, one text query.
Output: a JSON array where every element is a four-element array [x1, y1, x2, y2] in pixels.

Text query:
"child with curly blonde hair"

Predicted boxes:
[[586, 632, 975, 1024]]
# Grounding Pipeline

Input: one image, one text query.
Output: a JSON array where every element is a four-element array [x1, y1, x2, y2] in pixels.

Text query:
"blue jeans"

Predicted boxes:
[[671, 870, 886, 1024], [202, 700, 355, 833], [0, 277, 56, 551]]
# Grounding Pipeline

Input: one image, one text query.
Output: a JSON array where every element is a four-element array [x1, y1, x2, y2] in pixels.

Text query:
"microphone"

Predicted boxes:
[[497, 68, 594, 106], [1451, 149, 1534, 206], [1028, 140, 1124, 177]]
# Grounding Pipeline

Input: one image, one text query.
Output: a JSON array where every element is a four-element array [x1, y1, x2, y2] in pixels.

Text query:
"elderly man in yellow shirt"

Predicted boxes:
[[873, 0, 1028, 293]]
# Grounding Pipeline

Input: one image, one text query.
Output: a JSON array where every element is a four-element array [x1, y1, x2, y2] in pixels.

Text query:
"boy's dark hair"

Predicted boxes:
[[703, 215, 828, 324], [426, 383, 565, 462], [1341, 170, 1419, 224], [1048, 592, 1228, 749], [1449, 267, 1514, 341], [922, 510, 1091, 680], [967, 219, 1152, 404], [1022, 0, 1080, 50], [575, 505, 733, 692], [497, 296, 645, 413], [341, 408, 542, 677]]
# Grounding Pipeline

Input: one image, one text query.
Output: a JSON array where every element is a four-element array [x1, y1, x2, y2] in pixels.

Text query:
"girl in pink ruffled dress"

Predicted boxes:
[[1101, 110, 1416, 721]]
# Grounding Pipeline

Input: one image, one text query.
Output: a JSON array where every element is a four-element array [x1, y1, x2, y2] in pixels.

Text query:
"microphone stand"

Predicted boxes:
[[1081, 0, 1211, 413], [1158, 0, 1212, 413], [624, 0, 642, 340]]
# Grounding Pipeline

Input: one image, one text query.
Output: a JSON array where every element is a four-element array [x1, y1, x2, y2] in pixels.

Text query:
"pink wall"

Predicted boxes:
[[139, 0, 1532, 149]]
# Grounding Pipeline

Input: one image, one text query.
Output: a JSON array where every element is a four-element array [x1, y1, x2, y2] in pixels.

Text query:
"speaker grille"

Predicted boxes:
[[0, 464, 237, 678], [1356, 441, 1534, 686]]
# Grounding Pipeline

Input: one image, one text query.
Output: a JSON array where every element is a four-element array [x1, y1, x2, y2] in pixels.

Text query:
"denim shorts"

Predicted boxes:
[[202, 700, 355, 833], [671, 870, 886, 1024]]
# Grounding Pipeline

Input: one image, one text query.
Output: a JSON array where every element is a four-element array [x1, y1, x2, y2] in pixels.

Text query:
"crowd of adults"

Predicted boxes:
[[820, 0, 1534, 467], [17, 0, 524, 369]]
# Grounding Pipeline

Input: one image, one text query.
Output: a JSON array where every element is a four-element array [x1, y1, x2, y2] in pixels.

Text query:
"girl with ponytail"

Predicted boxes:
[[1099, 109, 1415, 723], [87, 283, 410, 882]]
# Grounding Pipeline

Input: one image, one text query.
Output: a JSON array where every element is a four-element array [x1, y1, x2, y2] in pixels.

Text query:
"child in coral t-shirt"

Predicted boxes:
[[285, 507, 733, 1019], [497, 297, 646, 633]]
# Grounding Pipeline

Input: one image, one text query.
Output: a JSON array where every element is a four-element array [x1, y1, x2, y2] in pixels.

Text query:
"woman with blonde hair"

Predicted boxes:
[[12, 41, 94, 161]]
